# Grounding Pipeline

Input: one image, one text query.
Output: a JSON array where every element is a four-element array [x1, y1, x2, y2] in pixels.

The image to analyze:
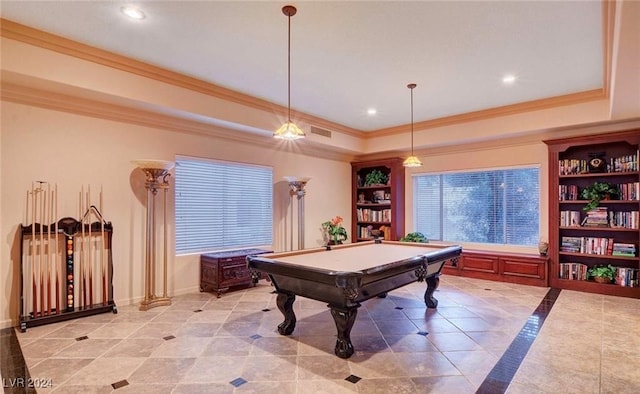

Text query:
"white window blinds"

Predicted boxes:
[[414, 167, 540, 246], [175, 156, 273, 254]]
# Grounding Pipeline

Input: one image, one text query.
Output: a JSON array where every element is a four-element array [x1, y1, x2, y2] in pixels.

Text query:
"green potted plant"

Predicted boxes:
[[364, 170, 388, 186], [580, 182, 618, 211], [587, 264, 617, 284], [322, 216, 348, 245], [399, 232, 428, 243]]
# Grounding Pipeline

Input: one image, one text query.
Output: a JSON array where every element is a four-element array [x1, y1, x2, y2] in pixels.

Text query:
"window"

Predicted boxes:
[[175, 156, 273, 254], [413, 167, 539, 246]]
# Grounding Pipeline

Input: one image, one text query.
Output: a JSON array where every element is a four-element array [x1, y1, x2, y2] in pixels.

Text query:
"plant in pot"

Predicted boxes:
[[580, 182, 618, 211], [587, 264, 617, 284], [364, 170, 388, 186], [399, 232, 428, 243], [322, 216, 348, 245]]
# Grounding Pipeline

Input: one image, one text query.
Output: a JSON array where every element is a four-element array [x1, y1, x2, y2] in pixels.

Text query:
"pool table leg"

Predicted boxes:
[[424, 275, 440, 308], [276, 292, 297, 335], [330, 305, 358, 359]]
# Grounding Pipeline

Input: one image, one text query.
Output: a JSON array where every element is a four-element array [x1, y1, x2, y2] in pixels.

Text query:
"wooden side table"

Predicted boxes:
[[200, 248, 271, 297]]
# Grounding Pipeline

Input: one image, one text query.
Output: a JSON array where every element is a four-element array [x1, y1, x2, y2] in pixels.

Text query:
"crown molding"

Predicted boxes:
[[1, 81, 358, 163], [0, 18, 364, 139], [368, 88, 607, 138]]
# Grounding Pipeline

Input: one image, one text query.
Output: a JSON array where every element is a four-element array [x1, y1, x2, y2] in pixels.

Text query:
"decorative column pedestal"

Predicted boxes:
[[132, 159, 174, 311], [284, 176, 310, 250]]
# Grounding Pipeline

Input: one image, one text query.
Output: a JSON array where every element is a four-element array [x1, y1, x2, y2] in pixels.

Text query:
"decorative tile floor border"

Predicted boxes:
[[476, 287, 562, 394]]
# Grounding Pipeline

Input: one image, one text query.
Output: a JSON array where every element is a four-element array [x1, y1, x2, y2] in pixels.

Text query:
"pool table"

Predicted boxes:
[[246, 240, 462, 358]]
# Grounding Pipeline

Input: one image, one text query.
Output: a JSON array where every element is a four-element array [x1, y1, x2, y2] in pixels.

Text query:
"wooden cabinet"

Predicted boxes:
[[351, 158, 405, 242], [200, 248, 271, 297], [545, 130, 640, 298], [443, 250, 548, 287]]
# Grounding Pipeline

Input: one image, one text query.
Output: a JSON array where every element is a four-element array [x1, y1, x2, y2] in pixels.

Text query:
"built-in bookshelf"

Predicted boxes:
[[545, 130, 640, 297], [351, 158, 405, 242]]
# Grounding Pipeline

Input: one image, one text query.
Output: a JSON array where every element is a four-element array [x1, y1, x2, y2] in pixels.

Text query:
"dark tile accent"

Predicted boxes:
[[163, 335, 176, 341], [345, 375, 361, 384], [484, 288, 492, 291], [0, 328, 35, 394], [261, 308, 270, 312], [476, 287, 561, 394], [193, 309, 202, 313], [76, 335, 89, 341], [394, 306, 404, 310], [111, 379, 129, 389], [417, 331, 429, 336], [250, 334, 262, 340], [230, 377, 247, 387]]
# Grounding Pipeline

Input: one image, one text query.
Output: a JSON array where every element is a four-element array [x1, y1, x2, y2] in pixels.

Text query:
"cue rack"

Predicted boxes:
[[19, 183, 117, 332]]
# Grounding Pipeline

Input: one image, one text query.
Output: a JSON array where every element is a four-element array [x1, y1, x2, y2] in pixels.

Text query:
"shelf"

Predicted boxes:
[[546, 130, 640, 298], [559, 171, 639, 179], [357, 185, 391, 190], [560, 226, 639, 232], [352, 158, 405, 242], [559, 252, 639, 261], [559, 200, 639, 204]]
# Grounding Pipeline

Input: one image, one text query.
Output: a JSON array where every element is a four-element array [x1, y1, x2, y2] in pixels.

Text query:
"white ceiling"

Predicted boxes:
[[0, 1, 604, 132]]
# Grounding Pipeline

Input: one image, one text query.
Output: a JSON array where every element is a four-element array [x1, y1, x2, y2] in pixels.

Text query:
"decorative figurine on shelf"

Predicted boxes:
[[358, 193, 366, 203], [322, 216, 348, 245]]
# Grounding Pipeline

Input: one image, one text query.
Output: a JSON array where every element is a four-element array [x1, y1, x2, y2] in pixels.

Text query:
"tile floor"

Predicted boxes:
[[3, 275, 640, 393]]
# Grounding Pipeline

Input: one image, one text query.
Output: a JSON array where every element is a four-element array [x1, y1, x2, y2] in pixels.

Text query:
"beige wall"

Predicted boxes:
[[0, 101, 352, 328]]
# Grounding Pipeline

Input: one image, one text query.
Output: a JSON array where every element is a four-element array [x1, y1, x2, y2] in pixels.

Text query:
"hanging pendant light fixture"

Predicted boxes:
[[274, 5, 305, 140], [403, 83, 423, 167]]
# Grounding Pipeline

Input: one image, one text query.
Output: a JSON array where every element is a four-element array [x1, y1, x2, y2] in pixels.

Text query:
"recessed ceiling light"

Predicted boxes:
[[121, 6, 146, 20], [367, 108, 377, 116], [502, 74, 517, 85]]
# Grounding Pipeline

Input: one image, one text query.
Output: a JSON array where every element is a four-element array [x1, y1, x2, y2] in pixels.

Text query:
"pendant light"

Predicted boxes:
[[403, 83, 423, 167], [273, 5, 305, 140]]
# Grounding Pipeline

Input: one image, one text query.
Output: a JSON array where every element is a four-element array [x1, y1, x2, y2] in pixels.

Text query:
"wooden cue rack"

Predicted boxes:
[[19, 216, 117, 332]]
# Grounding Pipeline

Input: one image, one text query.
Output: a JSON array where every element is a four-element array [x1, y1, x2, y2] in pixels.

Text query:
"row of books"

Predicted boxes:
[[559, 210, 582, 227], [559, 182, 640, 201], [355, 225, 390, 240], [613, 243, 637, 257], [617, 182, 640, 201], [558, 263, 588, 280], [561, 236, 638, 257], [561, 209, 640, 229], [356, 208, 391, 223], [558, 263, 639, 287], [559, 184, 579, 201], [558, 152, 639, 175]]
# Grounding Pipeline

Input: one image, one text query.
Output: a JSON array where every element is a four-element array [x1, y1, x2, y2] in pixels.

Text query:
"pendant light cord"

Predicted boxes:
[[287, 12, 292, 123], [410, 85, 415, 155]]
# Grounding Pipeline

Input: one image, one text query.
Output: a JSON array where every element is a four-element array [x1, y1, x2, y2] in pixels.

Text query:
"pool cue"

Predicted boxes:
[[46, 183, 51, 316], [39, 182, 45, 317], [80, 187, 86, 308], [29, 185, 37, 317], [87, 186, 93, 307], [100, 188, 106, 305], [54, 184, 60, 314]]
